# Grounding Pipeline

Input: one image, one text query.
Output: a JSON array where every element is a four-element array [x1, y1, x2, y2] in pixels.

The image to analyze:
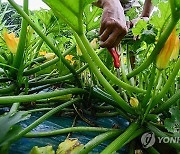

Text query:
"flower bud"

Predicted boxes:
[[130, 97, 139, 108]]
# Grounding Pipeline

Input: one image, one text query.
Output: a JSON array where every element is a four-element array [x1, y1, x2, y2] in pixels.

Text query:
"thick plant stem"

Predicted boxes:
[[79, 131, 121, 154], [142, 65, 156, 107], [101, 123, 139, 154], [9, 103, 20, 114], [147, 123, 180, 150], [8, 98, 81, 144], [79, 34, 145, 94], [74, 33, 135, 114], [11, 0, 28, 77], [28, 108, 53, 113], [153, 89, 180, 113], [124, 128, 145, 146], [8, 0, 81, 87], [24, 44, 75, 75], [25, 127, 117, 138], [0, 85, 15, 95], [0, 88, 86, 104], [127, 17, 179, 79], [23, 57, 59, 76], [151, 57, 180, 109], [29, 64, 88, 87]]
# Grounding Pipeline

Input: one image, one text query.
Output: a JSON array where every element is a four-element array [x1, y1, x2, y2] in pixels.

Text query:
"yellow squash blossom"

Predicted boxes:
[[130, 97, 139, 108], [156, 28, 179, 69], [170, 34, 179, 61], [39, 51, 47, 56], [3, 31, 19, 54], [65, 55, 75, 65]]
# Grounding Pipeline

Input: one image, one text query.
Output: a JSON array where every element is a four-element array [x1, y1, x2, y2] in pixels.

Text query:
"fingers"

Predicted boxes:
[[100, 28, 112, 42], [100, 29, 120, 48], [99, 19, 127, 48], [113, 34, 125, 47], [100, 32, 125, 48]]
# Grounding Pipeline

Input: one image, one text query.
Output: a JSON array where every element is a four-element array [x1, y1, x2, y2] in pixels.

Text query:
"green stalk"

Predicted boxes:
[[29, 72, 58, 82], [169, 0, 178, 18], [9, 98, 81, 144], [25, 40, 44, 68], [11, 0, 28, 77], [79, 131, 121, 154], [142, 58, 180, 122], [31, 39, 44, 60], [151, 57, 180, 109], [142, 65, 156, 107], [28, 108, 53, 113], [79, 34, 145, 94], [126, 46, 135, 86], [155, 71, 162, 93], [29, 64, 88, 87], [24, 44, 76, 76], [0, 63, 17, 71], [0, 55, 7, 64], [147, 123, 180, 150], [153, 89, 180, 113], [123, 128, 145, 147], [74, 33, 134, 114], [120, 51, 130, 85], [25, 127, 117, 138], [85, 111, 120, 117], [23, 57, 59, 76], [127, 17, 179, 79], [9, 103, 20, 114], [26, 38, 41, 55], [0, 85, 15, 95], [8, 0, 80, 86], [101, 123, 139, 154], [0, 88, 86, 104], [29, 73, 73, 87], [146, 114, 160, 123], [25, 56, 46, 68]]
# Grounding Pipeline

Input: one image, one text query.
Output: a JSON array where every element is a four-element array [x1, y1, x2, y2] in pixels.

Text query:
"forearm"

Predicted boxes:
[[93, 0, 127, 48], [141, 0, 153, 17]]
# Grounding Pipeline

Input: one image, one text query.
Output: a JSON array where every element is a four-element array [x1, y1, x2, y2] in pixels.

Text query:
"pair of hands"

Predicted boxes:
[[98, 0, 144, 48]]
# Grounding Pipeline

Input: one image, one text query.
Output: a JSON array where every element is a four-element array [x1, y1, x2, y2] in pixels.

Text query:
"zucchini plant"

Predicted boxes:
[[0, 0, 179, 153]]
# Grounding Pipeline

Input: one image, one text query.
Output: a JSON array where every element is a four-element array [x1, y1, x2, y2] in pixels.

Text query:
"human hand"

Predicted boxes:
[[99, 0, 128, 48]]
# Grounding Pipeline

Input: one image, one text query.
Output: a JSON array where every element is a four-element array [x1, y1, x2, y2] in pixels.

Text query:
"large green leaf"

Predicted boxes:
[[84, 4, 102, 31], [132, 19, 147, 36], [150, 1, 171, 30], [43, 0, 96, 33], [164, 107, 180, 137], [34, 9, 54, 27], [0, 111, 30, 145]]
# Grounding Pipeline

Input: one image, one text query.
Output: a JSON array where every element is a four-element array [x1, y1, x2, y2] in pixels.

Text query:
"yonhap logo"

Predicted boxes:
[[141, 132, 156, 148]]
